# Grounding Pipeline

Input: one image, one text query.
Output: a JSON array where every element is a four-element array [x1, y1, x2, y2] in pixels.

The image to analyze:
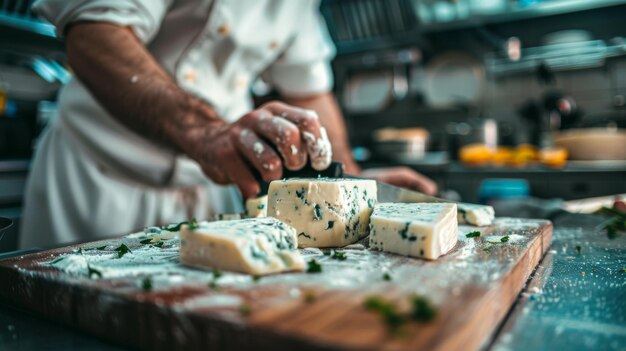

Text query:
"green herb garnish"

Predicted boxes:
[[575, 245, 581, 254], [483, 246, 491, 252], [306, 259, 322, 273], [239, 303, 252, 316], [252, 275, 261, 283], [383, 273, 392, 281], [161, 220, 188, 232], [331, 250, 347, 261], [303, 291, 316, 303], [363, 296, 405, 331], [257, 203, 265, 210], [322, 249, 332, 256], [87, 264, 102, 279], [140, 239, 152, 244], [188, 218, 199, 230], [114, 244, 131, 258], [152, 242, 164, 248], [500, 236, 510, 243], [410, 295, 437, 322], [597, 206, 626, 239], [141, 277, 152, 291], [208, 269, 222, 289], [465, 231, 480, 238]]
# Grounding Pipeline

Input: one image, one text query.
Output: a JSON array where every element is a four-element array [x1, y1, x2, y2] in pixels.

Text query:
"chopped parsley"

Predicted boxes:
[[87, 264, 102, 279], [161, 220, 188, 232], [322, 249, 331, 256], [303, 291, 316, 303], [239, 303, 251, 316], [252, 275, 262, 283], [597, 206, 626, 239], [383, 273, 392, 281], [622, 267, 626, 273], [139, 239, 153, 245], [483, 246, 491, 252], [208, 269, 222, 289], [257, 203, 265, 210], [410, 295, 437, 322], [575, 245, 581, 254], [188, 218, 199, 230], [465, 231, 480, 238], [141, 277, 152, 292], [114, 244, 131, 258], [306, 259, 322, 273], [331, 250, 347, 261], [363, 296, 405, 330], [364, 294, 437, 331], [500, 236, 510, 243], [152, 242, 164, 248]]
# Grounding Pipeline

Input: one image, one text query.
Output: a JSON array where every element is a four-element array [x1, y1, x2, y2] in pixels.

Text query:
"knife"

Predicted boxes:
[[250, 163, 494, 226]]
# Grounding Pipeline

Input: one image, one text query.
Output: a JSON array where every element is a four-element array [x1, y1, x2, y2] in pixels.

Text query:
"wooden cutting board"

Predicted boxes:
[[0, 218, 551, 351]]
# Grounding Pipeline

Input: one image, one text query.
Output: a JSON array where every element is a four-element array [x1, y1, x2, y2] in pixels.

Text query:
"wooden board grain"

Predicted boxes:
[[0, 218, 552, 351]]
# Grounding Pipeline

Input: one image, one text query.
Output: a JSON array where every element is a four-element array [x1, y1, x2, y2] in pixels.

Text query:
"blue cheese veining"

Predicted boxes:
[[245, 195, 268, 218], [267, 178, 377, 248], [180, 218, 305, 275], [369, 203, 458, 260]]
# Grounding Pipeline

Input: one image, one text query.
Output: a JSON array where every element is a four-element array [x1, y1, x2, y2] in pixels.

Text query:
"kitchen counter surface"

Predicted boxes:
[[0, 215, 624, 350]]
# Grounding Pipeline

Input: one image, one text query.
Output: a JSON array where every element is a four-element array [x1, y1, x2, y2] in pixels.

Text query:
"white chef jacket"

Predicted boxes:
[[20, 0, 336, 248]]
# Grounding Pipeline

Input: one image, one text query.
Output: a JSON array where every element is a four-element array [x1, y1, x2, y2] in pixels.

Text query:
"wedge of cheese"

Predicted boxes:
[[180, 218, 305, 275], [245, 195, 268, 218], [457, 203, 495, 226], [369, 203, 458, 260], [267, 178, 377, 248]]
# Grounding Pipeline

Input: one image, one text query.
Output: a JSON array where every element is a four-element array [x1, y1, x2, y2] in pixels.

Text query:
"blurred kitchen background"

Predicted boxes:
[[0, 0, 625, 251]]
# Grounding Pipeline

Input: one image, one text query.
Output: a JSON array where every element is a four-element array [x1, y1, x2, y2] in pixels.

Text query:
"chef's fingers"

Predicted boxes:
[[408, 173, 438, 195], [242, 109, 307, 171], [208, 132, 259, 198], [396, 170, 438, 196], [261, 101, 332, 171], [235, 127, 283, 182]]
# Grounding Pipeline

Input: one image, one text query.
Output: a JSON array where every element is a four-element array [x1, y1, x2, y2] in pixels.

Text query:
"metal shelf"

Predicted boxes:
[[419, 0, 626, 34]]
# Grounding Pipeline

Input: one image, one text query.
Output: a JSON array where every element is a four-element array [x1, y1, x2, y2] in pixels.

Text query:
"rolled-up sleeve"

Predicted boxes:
[[32, 0, 172, 43], [264, 2, 336, 98]]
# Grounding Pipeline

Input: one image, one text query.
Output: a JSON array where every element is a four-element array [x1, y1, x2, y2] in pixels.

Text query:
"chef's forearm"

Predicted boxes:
[[65, 22, 223, 156], [283, 93, 361, 174]]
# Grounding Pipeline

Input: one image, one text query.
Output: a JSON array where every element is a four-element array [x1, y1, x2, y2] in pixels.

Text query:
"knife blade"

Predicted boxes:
[[373, 181, 495, 226]]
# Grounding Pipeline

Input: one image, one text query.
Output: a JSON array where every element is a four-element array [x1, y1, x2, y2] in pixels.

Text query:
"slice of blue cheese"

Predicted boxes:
[[245, 195, 268, 218], [179, 218, 305, 275], [267, 178, 377, 248], [457, 203, 495, 226], [369, 203, 458, 260]]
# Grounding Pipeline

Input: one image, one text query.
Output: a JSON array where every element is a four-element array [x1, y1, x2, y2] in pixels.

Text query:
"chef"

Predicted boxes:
[[21, 0, 437, 248]]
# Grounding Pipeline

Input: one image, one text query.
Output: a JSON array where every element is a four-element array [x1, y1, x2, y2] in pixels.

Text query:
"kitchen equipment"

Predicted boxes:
[[0, 216, 552, 350], [553, 128, 626, 160], [372, 127, 429, 163], [424, 52, 485, 108], [343, 70, 394, 113]]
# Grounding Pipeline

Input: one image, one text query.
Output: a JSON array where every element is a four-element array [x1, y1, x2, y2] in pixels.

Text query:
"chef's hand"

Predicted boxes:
[[193, 101, 332, 199], [361, 167, 438, 196]]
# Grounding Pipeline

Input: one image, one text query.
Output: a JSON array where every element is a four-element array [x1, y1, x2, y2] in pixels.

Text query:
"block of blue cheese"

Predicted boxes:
[[267, 178, 377, 248], [245, 195, 268, 218], [180, 218, 305, 275], [369, 203, 458, 260]]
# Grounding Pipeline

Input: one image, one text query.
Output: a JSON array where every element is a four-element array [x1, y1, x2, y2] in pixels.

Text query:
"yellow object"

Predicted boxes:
[[0, 88, 6, 116], [459, 144, 494, 166], [492, 147, 514, 166], [540, 147, 568, 167]]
